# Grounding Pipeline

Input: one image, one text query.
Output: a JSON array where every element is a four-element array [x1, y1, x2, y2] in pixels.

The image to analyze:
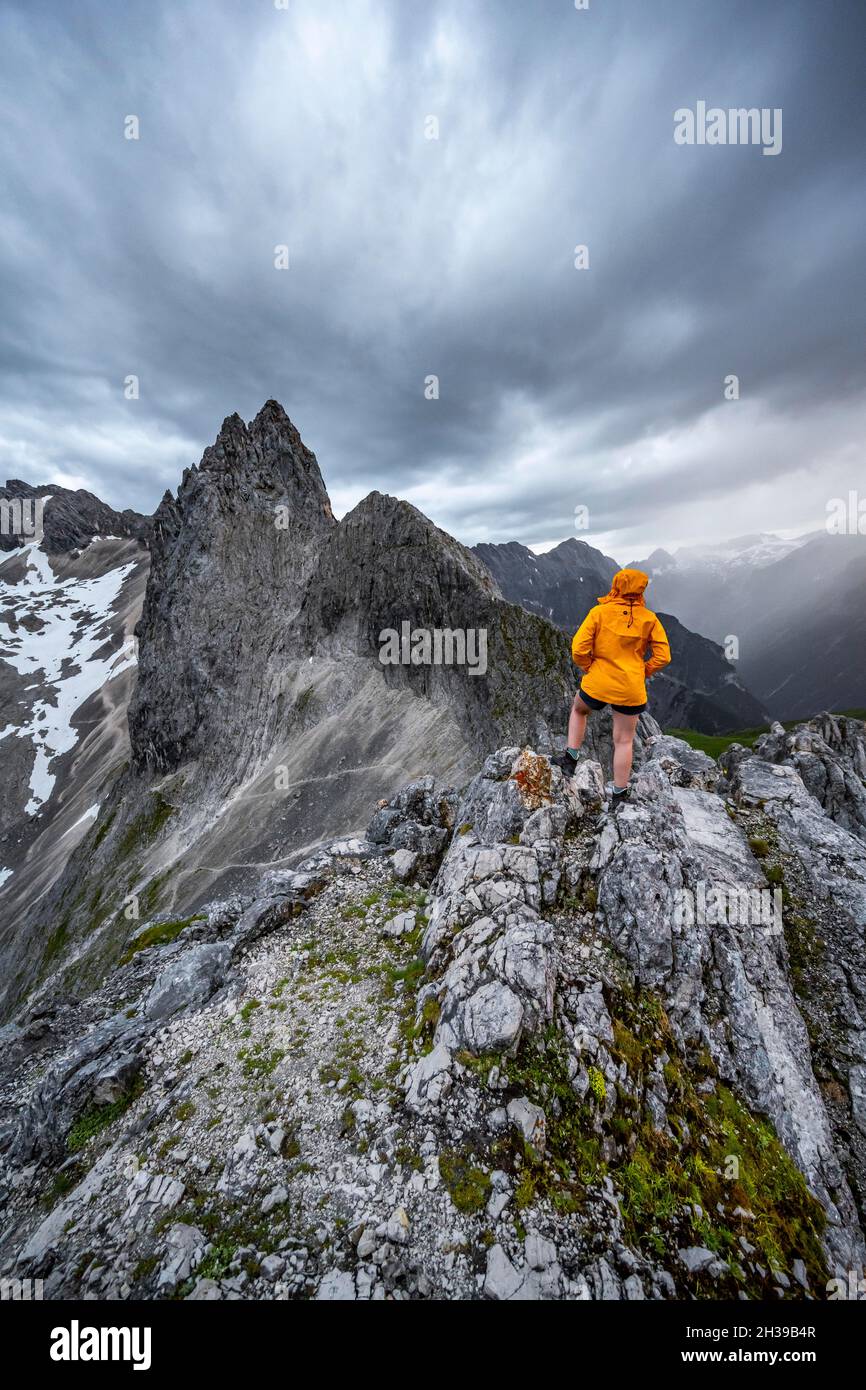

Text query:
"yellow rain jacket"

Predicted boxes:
[[571, 568, 671, 707]]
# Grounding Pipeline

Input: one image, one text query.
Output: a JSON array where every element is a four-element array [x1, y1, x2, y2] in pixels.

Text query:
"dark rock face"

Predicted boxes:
[[121, 405, 582, 867], [7, 1015, 151, 1167], [144, 943, 231, 1022], [473, 537, 618, 629], [473, 539, 770, 733], [299, 491, 575, 752], [128, 400, 335, 777], [0, 480, 149, 554]]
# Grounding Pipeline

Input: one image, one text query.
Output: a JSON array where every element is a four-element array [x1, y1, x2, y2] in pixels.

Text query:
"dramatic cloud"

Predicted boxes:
[[1, 0, 864, 557]]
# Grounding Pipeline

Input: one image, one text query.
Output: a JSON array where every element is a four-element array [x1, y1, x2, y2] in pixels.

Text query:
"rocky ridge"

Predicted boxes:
[[1, 712, 864, 1301], [0, 479, 149, 555]]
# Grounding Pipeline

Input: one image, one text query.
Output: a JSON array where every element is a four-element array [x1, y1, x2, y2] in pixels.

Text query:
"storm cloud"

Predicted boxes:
[[1, 0, 864, 557]]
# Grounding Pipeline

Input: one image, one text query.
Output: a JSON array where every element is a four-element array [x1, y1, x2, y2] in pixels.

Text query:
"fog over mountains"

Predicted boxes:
[[631, 532, 866, 719]]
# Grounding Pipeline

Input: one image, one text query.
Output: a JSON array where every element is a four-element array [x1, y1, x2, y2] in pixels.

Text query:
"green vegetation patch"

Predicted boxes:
[[90, 807, 117, 853], [195, 1242, 236, 1282], [439, 1148, 493, 1214], [132, 1254, 159, 1283], [668, 709, 866, 760], [67, 1077, 145, 1154], [120, 915, 205, 964], [43, 1163, 86, 1209], [161, 1185, 299, 1282], [43, 921, 69, 966], [481, 983, 829, 1296], [117, 793, 176, 861], [237, 1043, 286, 1081]]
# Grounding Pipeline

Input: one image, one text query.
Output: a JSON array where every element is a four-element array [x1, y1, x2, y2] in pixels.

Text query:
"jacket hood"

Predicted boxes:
[[597, 567, 650, 605]]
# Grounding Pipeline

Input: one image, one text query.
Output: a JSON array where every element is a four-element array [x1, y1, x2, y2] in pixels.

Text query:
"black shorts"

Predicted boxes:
[[575, 686, 646, 716]]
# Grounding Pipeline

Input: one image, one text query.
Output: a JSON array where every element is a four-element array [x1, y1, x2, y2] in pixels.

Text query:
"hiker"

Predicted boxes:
[[558, 567, 671, 803]]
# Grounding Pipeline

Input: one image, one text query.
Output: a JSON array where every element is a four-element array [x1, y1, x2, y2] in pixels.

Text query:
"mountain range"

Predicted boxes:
[[0, 404, 576, 1020], [1, 403, 865, 1303], [2, 404, 863, 1024], [473, 539, 771, 732]]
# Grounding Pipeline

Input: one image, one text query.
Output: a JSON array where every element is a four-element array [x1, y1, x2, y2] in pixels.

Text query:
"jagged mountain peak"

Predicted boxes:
[[552, 537, 582, 550], [128, 405, 336, 779], [149, 400, 334, 547], [208, 409, 247, 450], [4, 478, 48, 493], [296, 489, 513, 674], [251, 397, 297, 430], [209, 398, 307, 454], [191, 400, 332, 509], [474, 534, 617, 582]]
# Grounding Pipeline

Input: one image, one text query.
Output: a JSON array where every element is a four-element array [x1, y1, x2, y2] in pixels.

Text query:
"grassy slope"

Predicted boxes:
[[668, 709, 866, 759]]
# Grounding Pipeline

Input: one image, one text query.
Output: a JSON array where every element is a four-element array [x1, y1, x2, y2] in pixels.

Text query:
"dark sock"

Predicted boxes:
[[613, 784, 628, 795], [567, 747, 580, 761]]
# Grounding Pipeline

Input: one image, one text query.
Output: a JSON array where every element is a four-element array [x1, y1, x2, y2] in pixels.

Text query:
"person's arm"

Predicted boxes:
[[644, 615, 672, 679], [571, 609, 598, 672]]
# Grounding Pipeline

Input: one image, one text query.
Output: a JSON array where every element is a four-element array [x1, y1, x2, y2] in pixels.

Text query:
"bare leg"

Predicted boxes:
[[611, 711, 640, 788], [568, 692, 593, 750]]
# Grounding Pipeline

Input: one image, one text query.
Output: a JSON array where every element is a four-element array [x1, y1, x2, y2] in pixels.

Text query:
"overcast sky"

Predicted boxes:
[[1, 0, 864, 559]]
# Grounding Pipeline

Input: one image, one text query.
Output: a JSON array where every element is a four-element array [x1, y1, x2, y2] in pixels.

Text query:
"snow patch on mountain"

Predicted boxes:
[[0, 537, 137, 814]]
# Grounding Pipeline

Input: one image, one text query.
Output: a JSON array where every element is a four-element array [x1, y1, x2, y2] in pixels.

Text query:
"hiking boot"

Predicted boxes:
[[557, 752, 579, 779], [610, 787, 630, 812]]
